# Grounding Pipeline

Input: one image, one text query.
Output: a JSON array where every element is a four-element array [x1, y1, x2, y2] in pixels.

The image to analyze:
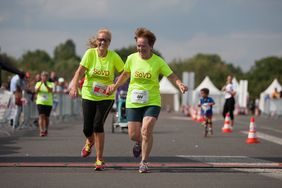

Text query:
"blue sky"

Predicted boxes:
[[0, 0, 282, 71]]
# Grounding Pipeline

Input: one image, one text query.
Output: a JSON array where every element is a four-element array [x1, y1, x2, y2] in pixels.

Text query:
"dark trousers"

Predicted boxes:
[[82, 99, 114, 137], [222, 97, 235, 120]]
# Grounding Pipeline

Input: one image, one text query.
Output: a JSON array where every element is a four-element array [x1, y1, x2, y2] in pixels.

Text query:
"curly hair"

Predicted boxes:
[[134, 27, 156, 47], [88, 28, 112, 48]]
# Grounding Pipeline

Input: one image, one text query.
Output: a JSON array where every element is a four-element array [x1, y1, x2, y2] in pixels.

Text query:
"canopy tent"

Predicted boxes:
[[259, 79, 282, 113], [159, 77, 180, 111], [193, 76, 224, 113]]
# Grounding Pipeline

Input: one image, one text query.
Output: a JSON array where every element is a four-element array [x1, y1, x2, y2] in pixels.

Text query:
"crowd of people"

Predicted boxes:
[[1, 70, 69, 132]]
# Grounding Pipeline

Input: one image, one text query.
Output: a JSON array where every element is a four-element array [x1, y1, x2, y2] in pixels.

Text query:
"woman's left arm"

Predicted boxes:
[[167, 73, 188, 94]]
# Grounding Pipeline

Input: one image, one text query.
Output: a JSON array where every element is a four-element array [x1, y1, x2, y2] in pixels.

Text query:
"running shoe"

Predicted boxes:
[[40, 131, 45, 137], [133, 142, 142, 158], [139, 161, 149, 173], [81, 143, 93, 157], [209, 128, 213, 135], [95, 159, 105, 171], [44, 130, 48, 136]]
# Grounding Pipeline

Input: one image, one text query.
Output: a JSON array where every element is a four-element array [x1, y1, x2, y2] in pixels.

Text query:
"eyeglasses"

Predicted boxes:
[[97, 38, 111, 43]]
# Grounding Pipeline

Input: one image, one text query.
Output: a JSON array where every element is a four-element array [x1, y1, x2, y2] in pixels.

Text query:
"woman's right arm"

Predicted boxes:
[[35, 82, 42, 93], [69, 65, 86, 98]]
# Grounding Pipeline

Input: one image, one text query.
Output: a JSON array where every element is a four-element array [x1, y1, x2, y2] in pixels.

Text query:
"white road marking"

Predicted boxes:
[[260, 126, 282, 134], [177, 155, 248, 158], [242, 131, 282, 145]]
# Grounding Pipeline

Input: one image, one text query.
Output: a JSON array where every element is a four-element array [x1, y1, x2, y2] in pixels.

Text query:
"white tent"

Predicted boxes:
[[159, 77, 180, 111], [193, 76, 224, 113], [259, 79, 282, 112]]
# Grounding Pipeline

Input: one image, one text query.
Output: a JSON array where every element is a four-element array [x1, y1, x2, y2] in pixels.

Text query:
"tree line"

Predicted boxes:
[[1, 39, 281, 98]]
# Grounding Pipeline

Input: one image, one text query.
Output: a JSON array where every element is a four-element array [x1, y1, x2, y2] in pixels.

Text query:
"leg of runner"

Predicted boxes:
[[94, 132, 104, 161], [141, 116, 156, 162], [128, 122, 142, 158]]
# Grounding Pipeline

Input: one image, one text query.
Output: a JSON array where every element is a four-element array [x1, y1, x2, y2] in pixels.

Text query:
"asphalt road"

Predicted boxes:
[[0, 112, 281, 188]]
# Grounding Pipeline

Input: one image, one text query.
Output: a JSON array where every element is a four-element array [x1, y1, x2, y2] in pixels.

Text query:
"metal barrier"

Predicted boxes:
[[0, 90, 82, 128], [263, 99, 282, 116]]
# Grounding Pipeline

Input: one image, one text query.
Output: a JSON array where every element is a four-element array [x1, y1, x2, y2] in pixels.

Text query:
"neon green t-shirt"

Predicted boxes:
[[124, 53, 173, 108], [35, 81, 54, 106], [80, 48, 124, 101]]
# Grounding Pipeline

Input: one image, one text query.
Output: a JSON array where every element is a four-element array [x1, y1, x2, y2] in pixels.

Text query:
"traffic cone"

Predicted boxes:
[[246, 117, 260, 144], [222, 113, 232, 133], [197, 109, 204, 123], [191, 107, 197, 121]]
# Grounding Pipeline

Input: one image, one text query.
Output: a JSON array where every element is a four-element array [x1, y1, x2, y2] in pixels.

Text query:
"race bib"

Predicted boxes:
[[131, 90, 148, 104], [202, 103, 211, 112], [92, 82, 107, 96], [40, 94, 49, 101]]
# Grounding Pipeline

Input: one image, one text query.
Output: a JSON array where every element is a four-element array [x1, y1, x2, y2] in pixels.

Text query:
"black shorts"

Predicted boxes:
[[82, 99, 114, 136], [126, 106, 161, 122], [37, 104, 52, 117]]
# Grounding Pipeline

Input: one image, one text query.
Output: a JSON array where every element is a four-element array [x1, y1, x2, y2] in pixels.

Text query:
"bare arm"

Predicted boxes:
[[35, 82, 43, 93], [69, 65, 86, 98], [167, 73, 188, 94]]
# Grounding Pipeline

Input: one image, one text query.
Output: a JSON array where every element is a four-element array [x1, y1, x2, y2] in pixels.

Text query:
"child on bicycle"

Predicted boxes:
[[198, 88, 215, 137]]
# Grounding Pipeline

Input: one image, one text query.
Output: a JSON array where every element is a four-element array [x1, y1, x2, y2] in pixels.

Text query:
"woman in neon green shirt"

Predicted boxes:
[[107, 28, 188, 173], [69, 28, 124, 171], [35, 71, 54, 137]]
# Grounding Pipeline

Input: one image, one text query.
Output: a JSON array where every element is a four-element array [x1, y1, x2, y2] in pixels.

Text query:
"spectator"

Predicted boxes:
[[222, 75, 236, 128], [49, 71, 58, 83], [9, 73, 27, 129], [54, 77, 66, 93], [271, 88, 280, 99]]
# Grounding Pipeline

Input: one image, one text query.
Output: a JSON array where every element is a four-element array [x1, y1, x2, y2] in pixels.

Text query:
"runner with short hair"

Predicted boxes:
[[107, 27, 188, 173]]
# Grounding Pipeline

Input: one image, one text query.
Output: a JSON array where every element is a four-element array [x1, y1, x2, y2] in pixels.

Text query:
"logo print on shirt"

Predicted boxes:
[[93, 68, 110, 77], [134, 71, 152, 79]]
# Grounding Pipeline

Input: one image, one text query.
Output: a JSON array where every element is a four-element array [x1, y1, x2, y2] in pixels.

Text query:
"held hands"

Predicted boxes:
[[106, 84, 116, 95]]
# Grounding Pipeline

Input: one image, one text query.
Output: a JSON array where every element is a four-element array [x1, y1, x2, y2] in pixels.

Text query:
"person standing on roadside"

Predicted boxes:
[[69, 28, 124, 171], [222, 75, 236, 127], [106, 27, 188, 173]]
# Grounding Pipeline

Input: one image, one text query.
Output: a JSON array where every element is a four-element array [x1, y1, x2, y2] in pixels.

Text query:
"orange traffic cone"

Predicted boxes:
[[191, 107, 197, 121], [246, 117, 260, 144], [222, 113, 232, 133], [197, 109, 204, 123]]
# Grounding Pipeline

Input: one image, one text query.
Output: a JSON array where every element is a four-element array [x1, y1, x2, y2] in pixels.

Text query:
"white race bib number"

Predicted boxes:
[[40, 94, 49, 101], [92, 82, 107, 96], [202, 103, 211, 112], [131, 90, 148, 104]]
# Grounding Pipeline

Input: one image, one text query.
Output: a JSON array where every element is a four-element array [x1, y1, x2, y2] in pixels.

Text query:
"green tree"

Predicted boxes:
[[53, 39, 81, 80], [247, 56, 282, 98], [19, 50, 53, 73], [170, 53, 244, 89], [53, 39, 80, 62]]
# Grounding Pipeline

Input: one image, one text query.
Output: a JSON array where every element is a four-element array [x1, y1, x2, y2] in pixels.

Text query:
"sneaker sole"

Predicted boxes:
[[95, 166, 105, 171], [139, 170, 150, 173]]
